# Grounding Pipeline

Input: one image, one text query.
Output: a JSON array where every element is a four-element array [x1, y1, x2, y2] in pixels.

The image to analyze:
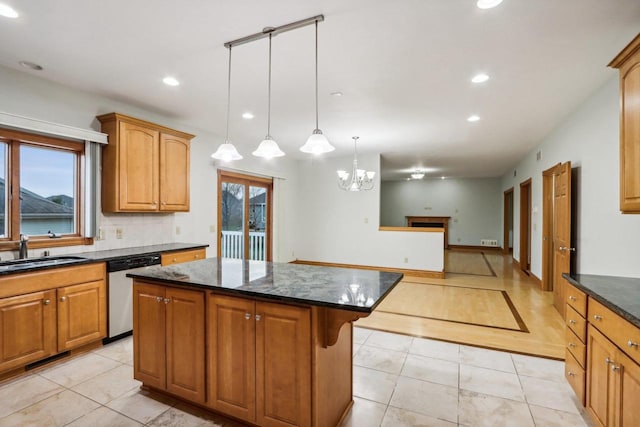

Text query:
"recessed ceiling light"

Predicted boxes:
[[19, 61, 43, 71], [467, 115, 480, 122], [0, 4, 18, 18], [162, 76, 180, 86], [242, 112, 254, 119], [330, 91, 343, 97], [476, 0, 503, 9], [441, 176, 446, 180], [471, 73, 490, 83]]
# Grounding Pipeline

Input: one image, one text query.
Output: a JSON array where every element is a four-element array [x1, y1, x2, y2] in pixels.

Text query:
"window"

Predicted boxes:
[[0, 128, 90, 249]]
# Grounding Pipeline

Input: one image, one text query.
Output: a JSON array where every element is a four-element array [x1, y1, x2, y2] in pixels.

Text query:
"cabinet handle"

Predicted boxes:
[[593, 315, 603, 321], [569, 319, 576, 325], [44, 299, 51, 305], [611, 364, 621, 372], [156, 296, 163, 303], [628, 340, 639, 349], [161, 201, 166, 205], [244, 313, 251, 320], [567, 371, 575, 377], [568, 342, 576, 348], [605, 357, 614, 365], [60, 296, 66, 302], [255, 314, 261, 321], [164, 298, 170, 304], [568, 296, 577, 301]]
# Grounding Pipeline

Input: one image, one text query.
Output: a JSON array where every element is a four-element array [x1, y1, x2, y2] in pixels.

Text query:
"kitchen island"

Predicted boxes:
[[127, 258, 403, 427]]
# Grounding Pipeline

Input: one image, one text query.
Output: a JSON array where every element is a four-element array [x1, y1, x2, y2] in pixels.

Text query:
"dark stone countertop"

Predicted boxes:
[[563, 273, 640, 329], [0, 243, 209, 276], [128, 258, 404, 313], [67, 242, 209, 262]]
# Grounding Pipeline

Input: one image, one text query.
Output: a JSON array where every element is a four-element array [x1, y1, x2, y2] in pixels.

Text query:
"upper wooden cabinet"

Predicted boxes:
[[97, 113, 193, 213], [609, 33, 640, 213]]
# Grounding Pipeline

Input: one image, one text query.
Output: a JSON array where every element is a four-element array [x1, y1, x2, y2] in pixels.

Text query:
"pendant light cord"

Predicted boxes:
[[225, 46, 232, 142], [267, 33, 272, 137], [314, 20, 319, 130]]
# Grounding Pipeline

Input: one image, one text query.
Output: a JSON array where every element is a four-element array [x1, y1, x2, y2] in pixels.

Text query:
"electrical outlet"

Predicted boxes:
[[116, 228, 123, 239], [176, 226, 181, 235], [98, 227, 105, 240], [209, 224, 216, 233], [404, 257, 408, 263], [364, 218, 368, 224]]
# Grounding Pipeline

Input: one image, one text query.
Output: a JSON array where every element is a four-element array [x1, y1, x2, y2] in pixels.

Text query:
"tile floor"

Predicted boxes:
[[0, 328, 594, 427]]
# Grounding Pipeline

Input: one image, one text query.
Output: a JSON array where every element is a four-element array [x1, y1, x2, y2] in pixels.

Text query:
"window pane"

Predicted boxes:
[[220, 182, 244, 259], [0, 142, 6, 237], [20, 145, 76, 236]]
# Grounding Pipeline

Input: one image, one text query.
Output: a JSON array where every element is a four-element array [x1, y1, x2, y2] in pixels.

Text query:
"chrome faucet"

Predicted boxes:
[[18, 234, 28, 259]]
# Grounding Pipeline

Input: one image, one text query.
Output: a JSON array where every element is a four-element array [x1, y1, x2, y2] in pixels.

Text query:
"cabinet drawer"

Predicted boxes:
[[565, 284, 587, 317], [566, 327, 586, 368], [161, 249, 206, 266], [565, 350, 585, 406], [566, 305, 587, 343], [589, 298, 640, 365]]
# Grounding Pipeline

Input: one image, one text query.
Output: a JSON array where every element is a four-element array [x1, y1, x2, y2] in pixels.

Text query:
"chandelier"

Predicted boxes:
[[337, 136, 375, 191]]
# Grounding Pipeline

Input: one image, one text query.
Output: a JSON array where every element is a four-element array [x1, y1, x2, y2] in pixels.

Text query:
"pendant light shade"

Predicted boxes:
[[300, 20, 334, 155], [253, 33, 285, 159], [212, 46, 243, 161]]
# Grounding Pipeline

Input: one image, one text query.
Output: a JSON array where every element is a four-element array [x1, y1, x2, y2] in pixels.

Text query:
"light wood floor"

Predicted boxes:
[[356, 250, 566, 359]]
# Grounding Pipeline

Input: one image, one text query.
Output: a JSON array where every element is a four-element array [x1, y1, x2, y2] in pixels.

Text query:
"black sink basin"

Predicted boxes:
[[0, 256, 87, 272]]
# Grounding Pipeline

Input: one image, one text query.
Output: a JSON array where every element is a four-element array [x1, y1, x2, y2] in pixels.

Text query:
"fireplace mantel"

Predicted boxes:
[[406, 216, 450, 248]]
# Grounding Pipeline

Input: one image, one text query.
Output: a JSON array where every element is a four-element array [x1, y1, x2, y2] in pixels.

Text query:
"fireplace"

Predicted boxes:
[[406, 216, 450, 248]]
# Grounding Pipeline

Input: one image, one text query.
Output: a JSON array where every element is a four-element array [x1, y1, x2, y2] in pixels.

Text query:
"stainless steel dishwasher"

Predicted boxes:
[[105, 253, 161, 342]]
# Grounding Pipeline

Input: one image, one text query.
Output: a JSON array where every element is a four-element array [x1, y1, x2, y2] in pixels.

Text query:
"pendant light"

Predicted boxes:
[[253, 33, 285, 158], [212, 46, 243, 162], [300, 20, 335, 155]]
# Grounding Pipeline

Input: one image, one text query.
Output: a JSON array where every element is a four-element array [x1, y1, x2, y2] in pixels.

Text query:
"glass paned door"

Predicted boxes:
[[218, 171, 272, 261], [220, 181, 245, 259]]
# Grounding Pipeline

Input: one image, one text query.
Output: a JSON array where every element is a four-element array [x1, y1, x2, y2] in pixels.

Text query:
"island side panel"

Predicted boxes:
[[311, 307, 356, 427]]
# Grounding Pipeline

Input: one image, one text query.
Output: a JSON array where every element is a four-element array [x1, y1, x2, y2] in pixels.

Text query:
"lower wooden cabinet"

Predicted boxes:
[[0, 290, 57, 372], [133, 282, 205, 403], [207, 294, 311, 427], [587, 324, 640, 427], [58, 280, 106, 351]]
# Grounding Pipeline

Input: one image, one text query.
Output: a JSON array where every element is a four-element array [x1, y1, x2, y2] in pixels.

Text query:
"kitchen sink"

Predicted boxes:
[[0, 256, 87, 272]]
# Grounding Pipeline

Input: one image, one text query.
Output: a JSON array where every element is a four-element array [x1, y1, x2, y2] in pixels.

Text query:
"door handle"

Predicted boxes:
[[559, 247, 576, 252]]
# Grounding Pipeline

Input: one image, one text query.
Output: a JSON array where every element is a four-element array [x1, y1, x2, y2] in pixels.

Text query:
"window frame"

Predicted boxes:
[[0, 127, 93, 250]]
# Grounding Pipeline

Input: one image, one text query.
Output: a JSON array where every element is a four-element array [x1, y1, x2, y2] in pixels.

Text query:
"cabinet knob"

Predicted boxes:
[[60, 296, 66, 302], [611, 364, 621, 372], [164, 298, 170, 304], [161, 201, 166, 205], [593, 315, 603, 321], [568, 296, 577, 301], [156, 296, 163, 303], [255, 314, 262, 321], [628, 340, 639, 349], [605, 357, 614, 365], [568, 342, 576, 348], [173, 258, 177, 262], [195, 254, 200, 259], [44, 299, 51, 305], [569, 319, 576, 325], [567, 371, 575, 377], [244, 313, 251, 320]]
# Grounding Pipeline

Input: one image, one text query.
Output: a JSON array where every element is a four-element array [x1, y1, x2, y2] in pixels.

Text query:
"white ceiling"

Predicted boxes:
[[0, 0, 638, 180]]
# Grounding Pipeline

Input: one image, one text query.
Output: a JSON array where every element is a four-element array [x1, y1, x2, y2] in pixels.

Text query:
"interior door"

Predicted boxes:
[[218, 171, 273, 261], [552, 161, 572, 316]]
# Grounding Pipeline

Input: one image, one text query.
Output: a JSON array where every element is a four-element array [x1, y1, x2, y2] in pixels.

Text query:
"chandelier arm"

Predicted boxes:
[[225, 46, 232, 142]]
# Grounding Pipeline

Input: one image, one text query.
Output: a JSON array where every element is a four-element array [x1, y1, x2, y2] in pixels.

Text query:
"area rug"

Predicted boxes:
[[445, 250, 496, 277], [374, 281, 528, 332]]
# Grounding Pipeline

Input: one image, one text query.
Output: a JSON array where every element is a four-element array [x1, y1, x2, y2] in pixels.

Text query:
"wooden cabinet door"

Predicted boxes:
[[133, 283, 166, 389], [165, 287, 205, 403], [618, 47, 640, 213], [119, 121, 159, 211], [256, 302, 311, 427], [57, 280, 106, 351], [207, 294, 256, 422], [0, 290, 56, 372], [616, 350, 640, 427], [587, 326, 617, 427], [159, 134, 190, 212]]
